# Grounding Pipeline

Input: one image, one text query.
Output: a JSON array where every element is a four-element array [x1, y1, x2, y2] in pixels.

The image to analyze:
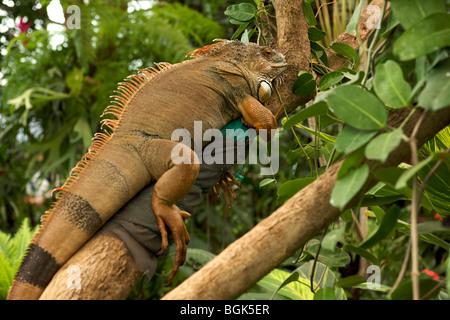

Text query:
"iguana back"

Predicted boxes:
[[8, 40, 286, 299]]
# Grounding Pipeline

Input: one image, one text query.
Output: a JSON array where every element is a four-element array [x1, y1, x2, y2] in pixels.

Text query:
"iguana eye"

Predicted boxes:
[[263, 47, 273, 58], [258, 80, 272, 103]]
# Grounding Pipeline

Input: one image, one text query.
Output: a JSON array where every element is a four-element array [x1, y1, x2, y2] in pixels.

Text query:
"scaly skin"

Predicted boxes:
[[8, 40, 287, 299]]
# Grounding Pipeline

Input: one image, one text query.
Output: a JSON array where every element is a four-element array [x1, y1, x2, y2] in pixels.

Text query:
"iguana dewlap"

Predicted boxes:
[[7, 40, 287, 299]]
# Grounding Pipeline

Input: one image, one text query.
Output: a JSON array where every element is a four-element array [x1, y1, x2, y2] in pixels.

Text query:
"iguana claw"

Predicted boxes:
[[213, 172, 240, 208], [153, 196, 191, 286]]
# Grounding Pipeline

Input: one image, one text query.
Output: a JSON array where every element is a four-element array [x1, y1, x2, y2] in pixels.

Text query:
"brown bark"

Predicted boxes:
[[40, 232, 140, 300]]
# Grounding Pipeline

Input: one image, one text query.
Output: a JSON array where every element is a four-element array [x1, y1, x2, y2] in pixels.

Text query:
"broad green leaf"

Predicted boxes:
[[418, 58, 450, 111], [259, 178, 275, 188], [308, 27, 326, 41], [335, 125, 378, 154], [330, 42, 356, 59], [327, 85, 387, 130], [224, 3, 256, 23], [360, 205, 401, 249], [395, 154, 436, 189], [302, 1, 317, 27], [365, 128, 404, 163], [331, 164, 370, 211], [319, 71, 344, 91], [283, 102, 329, 130], [257, 268, 313, 300], [374, 60, 412, 109], [296, 261, 347, 300], [393, 13, 450, 61], [314, 287, 336, 300], [293, 71, 316, 95], [278, 177, 316, 203], [335, 275, 366, 288], [390, 0, 446, 30]]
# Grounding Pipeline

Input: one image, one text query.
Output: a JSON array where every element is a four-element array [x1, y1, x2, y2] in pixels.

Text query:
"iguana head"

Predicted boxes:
[[187, 40, 287, 103]]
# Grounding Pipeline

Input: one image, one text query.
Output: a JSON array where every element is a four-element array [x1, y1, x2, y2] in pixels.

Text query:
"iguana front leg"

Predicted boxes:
[[237, 95, 277, 139], [141, 139, 200, 285]]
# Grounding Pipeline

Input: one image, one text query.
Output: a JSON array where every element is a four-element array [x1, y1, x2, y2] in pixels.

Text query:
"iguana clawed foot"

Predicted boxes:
[[213, 171, 240, 208], [153, 196, 191, 286]]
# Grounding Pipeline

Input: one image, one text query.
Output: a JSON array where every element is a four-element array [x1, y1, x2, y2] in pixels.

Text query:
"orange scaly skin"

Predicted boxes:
[[7, 40, 287, 299]]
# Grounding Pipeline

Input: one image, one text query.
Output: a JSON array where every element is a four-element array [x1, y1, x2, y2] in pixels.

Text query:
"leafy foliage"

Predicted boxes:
[[0, 219, 38, 300]]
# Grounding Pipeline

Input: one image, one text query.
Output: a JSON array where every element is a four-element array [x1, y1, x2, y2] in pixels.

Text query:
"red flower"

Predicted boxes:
[[18, 17, 33, 33], [421, 269, 439, 280], [434, 213, 443, 221]]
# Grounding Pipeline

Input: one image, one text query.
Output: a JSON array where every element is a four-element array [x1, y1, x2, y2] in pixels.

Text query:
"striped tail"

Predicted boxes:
[[7, 138, 151, 299]]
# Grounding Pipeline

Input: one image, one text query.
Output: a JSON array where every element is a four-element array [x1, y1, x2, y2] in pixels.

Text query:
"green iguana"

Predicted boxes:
[[7, 40, 287, 300]]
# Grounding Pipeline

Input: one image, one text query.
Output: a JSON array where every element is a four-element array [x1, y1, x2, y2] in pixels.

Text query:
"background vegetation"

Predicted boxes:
[[0, 0, 449, 300]]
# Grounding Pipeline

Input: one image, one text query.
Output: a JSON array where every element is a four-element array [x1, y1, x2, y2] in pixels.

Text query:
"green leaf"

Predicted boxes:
[[302, 1, 317, 27], [342, 244, 379, 264], [393, 13, 450, 61], [365, 128, 404, 163], [374, 60, 412, 109], [293, 71, 316, 95], [337, 147, 365, 179], [224, 3, 257, 23], [360, 205, 401, 249], [335, 275, 366, 288], [390, 0, 446, 30], [395, 154, 436, 189], [446, 257, 450, 294], [257, 268, 314, 300], [283, 102, 329, 130], [259, 178, 276, 189], [390, 274, 440, 300], [346, 0, 363, 35], [296, 260, 347, 300], [322, 225, 345, 251], [418, 58, 450, 111], [308, 27, 326, 41], [278, 177, 316, 203], [331, 164, 370, 211], [304, 243, 351, 267], [292, 123, 336, 143], [231, 21, 251, 40], [314, 287, 336, 300], [335, 125, 378, 155], [185, 248, 216, 267], [319, 71, 344, 91], [327, 85, 387, 130], [330, 42, 356, 59]]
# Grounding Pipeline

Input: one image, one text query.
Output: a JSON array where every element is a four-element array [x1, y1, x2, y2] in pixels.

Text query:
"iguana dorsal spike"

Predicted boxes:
[[186, 39, 231, 58]]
